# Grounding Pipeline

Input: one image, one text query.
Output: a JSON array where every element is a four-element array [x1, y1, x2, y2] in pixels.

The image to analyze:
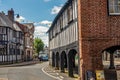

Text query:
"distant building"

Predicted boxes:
[[43, 46, 49, 55], [39, 46, 49, 55], [15, 21, 26, 61], [23, 23, 34, 61]]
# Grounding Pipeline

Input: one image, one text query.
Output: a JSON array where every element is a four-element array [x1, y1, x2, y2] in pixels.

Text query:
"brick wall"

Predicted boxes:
[[78, 0, 120, 79]]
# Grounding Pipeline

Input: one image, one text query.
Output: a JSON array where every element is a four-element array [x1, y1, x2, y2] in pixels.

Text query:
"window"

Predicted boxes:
[[0, 27, 6, 34], [109, 0, 120, 15], [0, 27, 3, 34], [67, 4, 73, 23], [60, 16, 63, 30], [13, 31, 16, 37], [3, 35, 7, 41], [67, 7, 71, 22]]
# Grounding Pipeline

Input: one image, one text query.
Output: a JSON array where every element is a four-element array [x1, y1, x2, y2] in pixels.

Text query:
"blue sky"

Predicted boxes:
[[0, 0, 67, 46]]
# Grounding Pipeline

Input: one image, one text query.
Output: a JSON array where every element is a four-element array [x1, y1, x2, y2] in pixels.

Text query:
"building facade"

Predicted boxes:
[[23, 23, 34, 61], [0, 9, 24, 64], [0, 8, 35, 64], [48, 0, 78, 77], [44, 46, 49, 55], [77, 0, 120, 80], [49, 0, 120, 80]]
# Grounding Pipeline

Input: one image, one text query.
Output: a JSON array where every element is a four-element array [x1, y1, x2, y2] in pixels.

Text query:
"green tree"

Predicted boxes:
[[34, 38, 44, 55]]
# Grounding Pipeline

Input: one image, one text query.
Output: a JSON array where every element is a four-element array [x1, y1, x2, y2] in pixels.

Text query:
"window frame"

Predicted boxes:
[[108, 0, 120, 15]]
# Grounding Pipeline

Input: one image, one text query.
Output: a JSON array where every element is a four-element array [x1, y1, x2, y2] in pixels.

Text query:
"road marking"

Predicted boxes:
[[59, 76, 64, 79], [56, 73, 59, 75], [42, 66, 61, 80]]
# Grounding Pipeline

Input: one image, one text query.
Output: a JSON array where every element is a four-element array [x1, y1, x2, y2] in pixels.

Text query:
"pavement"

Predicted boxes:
[[0, 60, 40, 67], [103, 61, 120, 80], [43, 65, 78, 80]]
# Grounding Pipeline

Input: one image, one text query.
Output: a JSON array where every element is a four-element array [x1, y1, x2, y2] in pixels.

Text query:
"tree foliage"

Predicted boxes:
[[34, 38, 44, 55]]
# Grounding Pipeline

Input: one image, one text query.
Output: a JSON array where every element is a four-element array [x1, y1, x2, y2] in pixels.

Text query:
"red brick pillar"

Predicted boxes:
[[79, 41, 93, 80], [79, 41, 103, 80]]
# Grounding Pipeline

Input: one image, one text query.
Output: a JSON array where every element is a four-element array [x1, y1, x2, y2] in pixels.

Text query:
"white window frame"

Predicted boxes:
[[108, 0, 120, 15]]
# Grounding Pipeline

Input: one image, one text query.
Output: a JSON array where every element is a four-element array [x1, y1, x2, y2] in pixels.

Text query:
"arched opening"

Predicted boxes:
[[102, 46, 120, 69], [68, 49, 78, 77], [60, 51, 67, 72], [55, 52, 59, 69], [102, 46, 120, 80], [52, 52, 55, 67]]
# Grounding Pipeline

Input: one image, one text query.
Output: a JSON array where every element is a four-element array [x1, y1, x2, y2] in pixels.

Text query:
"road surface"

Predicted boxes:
[[0, 62, 57, 80]]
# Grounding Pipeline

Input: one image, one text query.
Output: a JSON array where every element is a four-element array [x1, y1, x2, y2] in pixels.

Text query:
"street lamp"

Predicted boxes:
[[16, 14, 20, 18]]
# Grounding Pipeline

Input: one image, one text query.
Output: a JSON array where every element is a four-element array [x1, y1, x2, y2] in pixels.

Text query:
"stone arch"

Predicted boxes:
[[67, 49, 78, 77], [97, 41, 120, 55], [90, 41, 120, 69], [96, 43, 120, 68], [52, 52, 55, 67], [102, 46, 120, 68], [101, 46, 120, 80], [60, 51, 67, 72], [55, 52, 59, 69]]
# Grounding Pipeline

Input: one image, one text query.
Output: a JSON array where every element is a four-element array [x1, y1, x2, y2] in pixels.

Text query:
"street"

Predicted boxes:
[[0, 62, 75, 80]]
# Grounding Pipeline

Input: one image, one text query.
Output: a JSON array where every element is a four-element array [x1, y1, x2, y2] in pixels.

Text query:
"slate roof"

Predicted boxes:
[[13, 23, 22, 31], [15, 21, 27, 32], [47, 0, 70, 33], [0, 12, 13, 29], [23, 23, 34, 29], [23, 23, 34, 33]]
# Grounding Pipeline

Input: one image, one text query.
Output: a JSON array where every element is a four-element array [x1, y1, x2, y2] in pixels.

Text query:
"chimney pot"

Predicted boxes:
[[8, 8, 14, 21]]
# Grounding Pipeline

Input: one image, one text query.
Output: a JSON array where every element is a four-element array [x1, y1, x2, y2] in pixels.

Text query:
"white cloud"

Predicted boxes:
[[44, 0, 51, 2], [15, 16, 25, 23], [40, 20, 52, 27], [34, 26, 49, 46], [34, 22, 39, 26], [34, 20, 52, 46], [35, 26, 48, 33], [51, 5, 62, 14]]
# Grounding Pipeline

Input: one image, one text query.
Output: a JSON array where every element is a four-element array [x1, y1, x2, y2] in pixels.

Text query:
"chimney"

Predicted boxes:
[[8, 8, 14, 21]]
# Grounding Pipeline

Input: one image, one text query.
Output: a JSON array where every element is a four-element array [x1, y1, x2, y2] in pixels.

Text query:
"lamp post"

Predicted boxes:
[[15, 14, 20, 18]]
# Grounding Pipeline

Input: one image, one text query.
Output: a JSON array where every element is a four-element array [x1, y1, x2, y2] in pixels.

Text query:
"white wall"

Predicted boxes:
[[49, 0, 78, 50]]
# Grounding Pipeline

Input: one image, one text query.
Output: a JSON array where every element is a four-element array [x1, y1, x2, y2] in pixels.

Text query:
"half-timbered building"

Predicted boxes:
[[23, 23, 34, 61], [0, 9, 24, 64], [48, 0, 78, 77]]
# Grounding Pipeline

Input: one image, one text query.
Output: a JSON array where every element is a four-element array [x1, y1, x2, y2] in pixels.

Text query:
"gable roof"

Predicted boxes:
[[23, 23, 34, 29], [23, 23, 34, 33], [13, 23, 22, 31], [0, 13, 13, 29], [15, 21, 27, 32]]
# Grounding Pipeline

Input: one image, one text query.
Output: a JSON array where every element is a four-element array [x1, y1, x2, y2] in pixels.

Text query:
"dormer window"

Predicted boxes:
[[109, 0, 120, 15]]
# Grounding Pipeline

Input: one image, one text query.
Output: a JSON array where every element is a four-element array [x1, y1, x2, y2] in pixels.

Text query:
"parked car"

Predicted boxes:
[[41, 55, 48, 61], [38, 54, 42, 61], [38, 54, 48, 61]]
